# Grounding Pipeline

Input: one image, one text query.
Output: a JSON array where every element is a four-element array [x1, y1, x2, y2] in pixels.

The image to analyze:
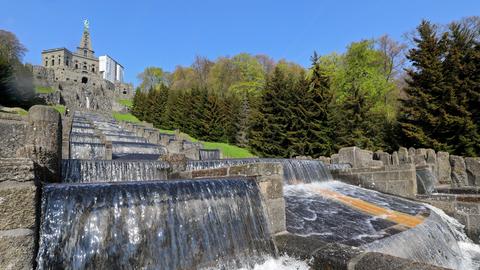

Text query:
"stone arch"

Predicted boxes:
[[81, 77, 88, 84]]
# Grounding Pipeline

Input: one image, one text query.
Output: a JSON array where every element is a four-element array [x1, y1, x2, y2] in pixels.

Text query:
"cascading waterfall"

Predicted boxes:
[[284, 181, 480, 269], [105, 134, 147, 143], [69, 142, 105, 160], [37, 178, 276, 270], [363, 204, 480, 269], [416, 167, 436, 195], [62, 159, 170, 183], [69, 133, 102, 144], [199, 149, 221, 160], [187, 158, 332, 184], [112, 142, 165, 160]]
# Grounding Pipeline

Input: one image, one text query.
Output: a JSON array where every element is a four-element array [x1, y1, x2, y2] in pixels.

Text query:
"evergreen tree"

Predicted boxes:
[[399, 20, 480, 155], [304, 52, 336, 157], [249, 67, 290, 157]]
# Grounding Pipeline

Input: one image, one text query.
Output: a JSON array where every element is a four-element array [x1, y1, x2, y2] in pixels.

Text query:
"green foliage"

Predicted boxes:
[[112, 112, 140, 123], [137, 67, 169, 92], [35, 86, 55, 94], [118, 99, 133, 108], [399, 20, 480, 156], [0, 30, 36, 109], [51, 104, 65, 114]]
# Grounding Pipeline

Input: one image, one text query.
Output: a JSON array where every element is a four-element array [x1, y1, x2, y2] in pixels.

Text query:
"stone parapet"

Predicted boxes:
[[332, 164, 417, 198]]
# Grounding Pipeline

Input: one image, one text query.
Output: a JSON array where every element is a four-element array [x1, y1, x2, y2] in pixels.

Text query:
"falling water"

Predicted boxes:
[[199, 149, 221, 160], [37, 178, 276, 270], [62, 159, 170, 183], [105, 135, 147, 143], [364, 205, 480, 269], [112, 142, 165, 160], [69, 142, 105, 160], [284, 181, 480, 270], [187, 158, 332, 184], [69, 133, 102, 144], [416, 167, 436, 195]]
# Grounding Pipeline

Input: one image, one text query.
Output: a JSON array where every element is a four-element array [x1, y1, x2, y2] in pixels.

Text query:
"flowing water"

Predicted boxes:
[[69, 142, 105, 160], [187, 158, 332, 184], [37, 178, 276, 270], [200, 149, 221, 160], [284, 181, 480, 269], [416, 167, 436, 195], [62, 159, 170, 183]]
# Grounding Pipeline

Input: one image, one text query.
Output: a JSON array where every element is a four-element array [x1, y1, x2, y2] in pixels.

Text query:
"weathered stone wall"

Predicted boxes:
[[0, 113, 27, 159], [0, 106, 63, 269], [176, 163, 286, 235], [332, 164, 417, 198]]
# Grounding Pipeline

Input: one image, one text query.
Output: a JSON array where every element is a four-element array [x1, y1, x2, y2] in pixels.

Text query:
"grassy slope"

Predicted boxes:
[[175, 130, 254, 158], [112, 112, 140, 123], [118, 99, 133, 108], [35, 86, 55, 94], [51, 104, 65, 114], [112, 112, 254, 158]]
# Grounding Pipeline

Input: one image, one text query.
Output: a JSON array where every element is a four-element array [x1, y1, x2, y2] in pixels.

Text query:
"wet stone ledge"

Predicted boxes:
[[274, 233, 449, 270]]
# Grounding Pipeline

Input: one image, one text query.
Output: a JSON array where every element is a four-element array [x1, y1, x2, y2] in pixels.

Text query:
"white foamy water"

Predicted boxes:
[[236, 256, 309, 270]]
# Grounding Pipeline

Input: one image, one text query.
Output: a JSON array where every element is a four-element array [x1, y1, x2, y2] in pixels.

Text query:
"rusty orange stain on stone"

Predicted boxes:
[[312, 187, 424, 228]]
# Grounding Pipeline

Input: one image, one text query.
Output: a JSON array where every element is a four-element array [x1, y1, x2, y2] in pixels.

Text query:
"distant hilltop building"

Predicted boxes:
[[33, 20, 134, 111]]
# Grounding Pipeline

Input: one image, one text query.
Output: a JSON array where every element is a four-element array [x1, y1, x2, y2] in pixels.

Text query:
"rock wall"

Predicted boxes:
[[0, 106, 62, 269]]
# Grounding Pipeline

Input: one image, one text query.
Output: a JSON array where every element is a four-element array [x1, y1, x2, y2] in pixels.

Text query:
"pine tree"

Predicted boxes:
[[304, 52, 336, 157], [441, 23, 480, 155], [398, 20, 450, 151], [249, 67, 290, 157]]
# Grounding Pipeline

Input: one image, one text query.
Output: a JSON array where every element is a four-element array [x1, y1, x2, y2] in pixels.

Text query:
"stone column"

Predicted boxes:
[[25, 105, 62, 183]]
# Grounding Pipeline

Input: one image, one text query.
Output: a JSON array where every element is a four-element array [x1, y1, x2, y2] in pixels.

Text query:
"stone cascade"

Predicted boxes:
[[118, 121, 222, 160], [186, 158, 333, 185], [37, 178, 276, 269], [68, 112, 166, 160]]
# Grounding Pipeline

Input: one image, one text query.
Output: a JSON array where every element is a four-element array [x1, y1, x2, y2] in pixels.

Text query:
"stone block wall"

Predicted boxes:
[[332, 164, 417, 198], [0, 113, 27, 159], [176, 163, 286, 235], [0, 106, 62, 269]]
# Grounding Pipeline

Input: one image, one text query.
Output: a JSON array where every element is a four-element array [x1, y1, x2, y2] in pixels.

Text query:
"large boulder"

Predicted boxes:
[[450, 155, 468, 187], [436, 152, 451, 185], [465, 157, 480, 186]]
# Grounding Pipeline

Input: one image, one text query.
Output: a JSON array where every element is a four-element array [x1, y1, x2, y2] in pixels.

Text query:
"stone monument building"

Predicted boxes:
[[33, 20, 134, 112]]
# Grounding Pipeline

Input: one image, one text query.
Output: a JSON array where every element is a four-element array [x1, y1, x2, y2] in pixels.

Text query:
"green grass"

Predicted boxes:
[[112, 112, 140, 123], [13, 107, 28, 116], [161, 129, 255, 158], [50, 104, 65, 114], [202, 141, 255, 158], [35, 86, 55, 94], [158, 129, 176, 135], [118, 99, 133, 108]]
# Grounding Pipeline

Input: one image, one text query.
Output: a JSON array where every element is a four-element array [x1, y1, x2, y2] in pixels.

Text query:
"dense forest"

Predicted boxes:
[[132, 17, 478, 157]]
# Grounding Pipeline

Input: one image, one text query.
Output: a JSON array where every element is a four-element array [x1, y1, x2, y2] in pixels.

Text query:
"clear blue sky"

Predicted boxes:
[[1, 0, 479, 85]]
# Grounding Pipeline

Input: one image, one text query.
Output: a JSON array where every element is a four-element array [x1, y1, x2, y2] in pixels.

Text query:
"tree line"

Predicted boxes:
[[0, 30, 37, 108], [130, 17, 479, 157]]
